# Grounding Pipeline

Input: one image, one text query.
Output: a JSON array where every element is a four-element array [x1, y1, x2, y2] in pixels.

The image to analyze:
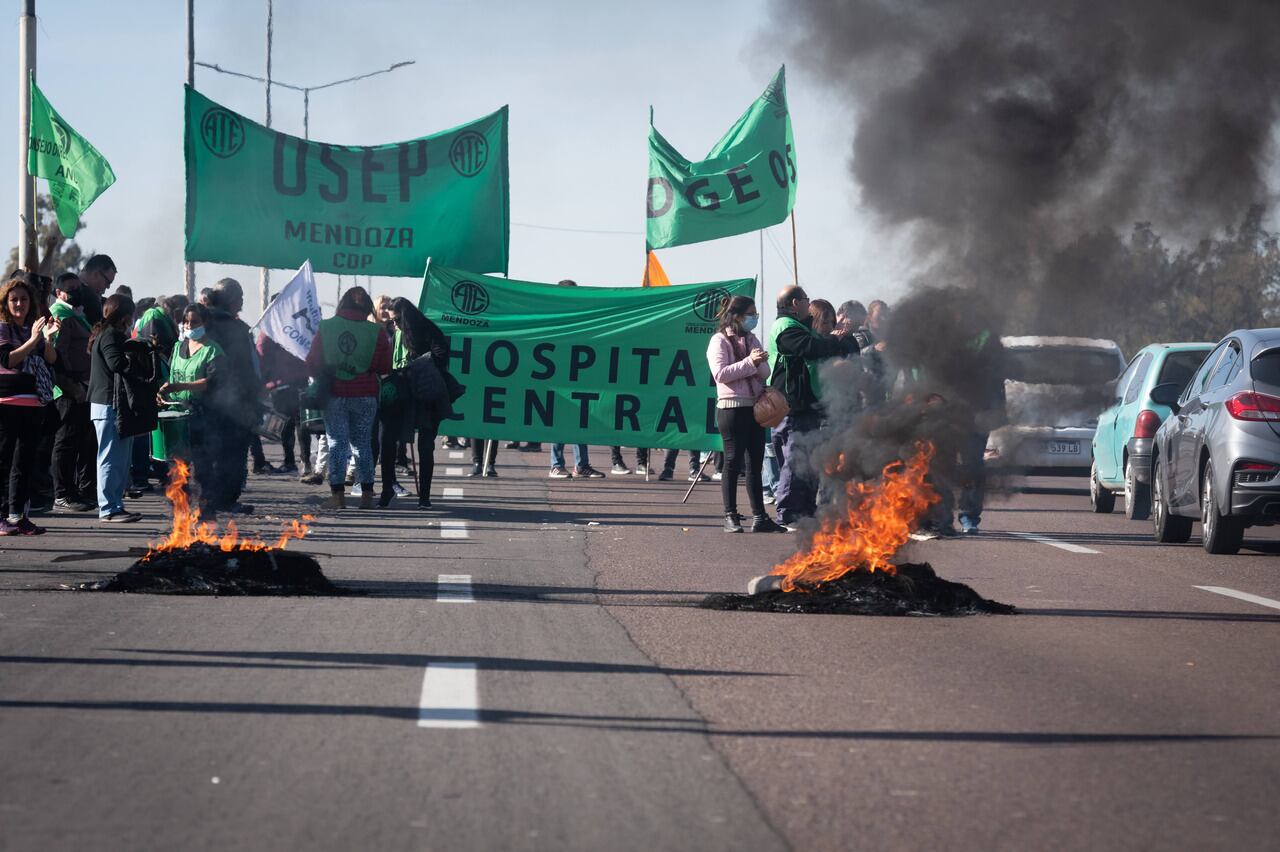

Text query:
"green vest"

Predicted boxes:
[[49, 300, 91, 332], [391, 327, 408, 370], [768, 314, 823, 400], [320, 316, 381, 382], [168, 339, 222, 404], [137, 306, 177, 339]]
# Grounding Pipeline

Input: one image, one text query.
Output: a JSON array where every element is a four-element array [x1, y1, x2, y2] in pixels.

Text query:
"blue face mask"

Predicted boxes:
[[742, 315, 759, 332], [183, 326, 206, 342]]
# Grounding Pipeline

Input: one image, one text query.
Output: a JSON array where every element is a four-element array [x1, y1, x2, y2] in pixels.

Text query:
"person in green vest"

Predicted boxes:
[[159, 303, 223, 511], [305, 287, 392, 510], [768, 285, 863, 526]]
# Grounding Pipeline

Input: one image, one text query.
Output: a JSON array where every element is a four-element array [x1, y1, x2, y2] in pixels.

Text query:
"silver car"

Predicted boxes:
[[1150, 328, 1280, 554]]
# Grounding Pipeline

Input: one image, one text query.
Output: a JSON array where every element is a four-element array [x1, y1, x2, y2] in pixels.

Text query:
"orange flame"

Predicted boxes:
[[144, 460, 312, 559], [770, 441, 939, 592]]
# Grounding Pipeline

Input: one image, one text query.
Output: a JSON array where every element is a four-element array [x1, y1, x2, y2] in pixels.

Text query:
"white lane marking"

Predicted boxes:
[[1194, 585, 1280, 612], [417, 663, 479, 728], [442, 487, 464, 500], [441, 520, 469, 539], [445, 467, 464, 477], [448, 451, 464, 459], [437, 573, 473, 603], [1010, 532, 1100, 555]]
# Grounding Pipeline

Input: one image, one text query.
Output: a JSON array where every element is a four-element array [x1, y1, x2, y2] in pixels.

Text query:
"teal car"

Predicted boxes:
[[1091, 342, 1214, 519]]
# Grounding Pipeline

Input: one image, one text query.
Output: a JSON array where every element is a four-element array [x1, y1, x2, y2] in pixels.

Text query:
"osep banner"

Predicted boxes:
[[184, 86, 509, 276], [419, 264, 755, 450]]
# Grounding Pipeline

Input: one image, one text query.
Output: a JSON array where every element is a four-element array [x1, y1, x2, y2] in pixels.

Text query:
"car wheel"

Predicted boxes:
[[1090, 460, 1115, 513], [1201, 460, 1244, 555], [1152, 456, 1192, 544], [1124, 458, 1151, 521]]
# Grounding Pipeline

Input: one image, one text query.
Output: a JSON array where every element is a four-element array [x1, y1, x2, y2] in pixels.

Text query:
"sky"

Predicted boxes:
[[1, 0, 916, 325]]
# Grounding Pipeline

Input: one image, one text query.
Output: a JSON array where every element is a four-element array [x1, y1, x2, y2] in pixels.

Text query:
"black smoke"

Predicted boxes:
[[774, 0, 1280, 320]]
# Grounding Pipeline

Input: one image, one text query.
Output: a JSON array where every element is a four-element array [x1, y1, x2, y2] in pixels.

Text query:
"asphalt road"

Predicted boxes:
[[1, 445, 1277, 851]]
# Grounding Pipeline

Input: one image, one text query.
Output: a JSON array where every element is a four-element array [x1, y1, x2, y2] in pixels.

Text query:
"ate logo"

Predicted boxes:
[[51, 120, 70, 155], [449, 131, 488, 177], [450, 280, 490, 315], [692, 288, 731, 322], [200, 107, 245, 158], [337, 330, 359, 356]]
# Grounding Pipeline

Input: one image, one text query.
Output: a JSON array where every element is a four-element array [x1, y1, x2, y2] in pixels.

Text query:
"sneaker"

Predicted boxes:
[[959, 516, 980, 535], [483, 466, 498, 478], [762, 493, 776, 505], [130, 481, 155, 493], [634, 467, 655, 477], [549, 466, 573, 479], [711, 471, 723, 481], [504, 441, 521, 449], [416, 499, 433, 510], [54, 498, 94, 513], [442, 438, 460, 449], [466, 464, 483, 477], [526, 443, 542, 451], [300, 472, 325, 485], [391, 483, 409, 498], [657, 469, 673, 481], [688, 472, 711, 482], [576, 466, 605, 479], [0, 519, 18, 535], [15, 517, 45, 536], [101, 510, 142, 523], [937, 524, 961, 538], [124, 488, 144, 500], [279, 462, 298, 474], [724, 513, 744, 533], [610, 463, 632, 476], [28, 500, 53, 515], [350, 483, 364, 497]]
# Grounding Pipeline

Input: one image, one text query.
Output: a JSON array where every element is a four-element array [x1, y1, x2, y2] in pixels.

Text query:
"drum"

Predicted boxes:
[[151, 409, 192, 461], [300, 408, 326, 435], [255, 407, 287, 442]]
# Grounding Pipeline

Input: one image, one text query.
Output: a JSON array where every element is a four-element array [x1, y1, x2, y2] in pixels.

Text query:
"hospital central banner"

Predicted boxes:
[[185, 86, 509, 276], [420, 264, 755, 449]]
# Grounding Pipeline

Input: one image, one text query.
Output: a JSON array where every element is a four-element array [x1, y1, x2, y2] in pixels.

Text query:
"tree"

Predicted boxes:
[[4, 194, 87, 278]]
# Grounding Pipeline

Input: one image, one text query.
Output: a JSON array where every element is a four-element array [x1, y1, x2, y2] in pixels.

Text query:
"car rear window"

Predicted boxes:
[[1005, 348, 1123, 385], [1158, 350, 1213, 391], [1251, 349, 1280, 387]]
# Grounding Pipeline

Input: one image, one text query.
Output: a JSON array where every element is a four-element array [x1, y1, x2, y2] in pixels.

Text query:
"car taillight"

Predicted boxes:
[[1235, 461, 1279, 484], [1225, 391, 1280, 421], [1133, 409, 1161, 439]]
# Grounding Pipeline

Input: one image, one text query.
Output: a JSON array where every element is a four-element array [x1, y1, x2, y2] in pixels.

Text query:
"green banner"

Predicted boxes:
[[419, 264, 755, 449], [646, 66, 795, 251], [185, 86, 509, 276], [27, 76, 116, 239]]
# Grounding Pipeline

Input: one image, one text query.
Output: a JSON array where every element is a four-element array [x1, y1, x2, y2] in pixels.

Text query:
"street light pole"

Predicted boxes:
[[17, 0, 37, 272], [259, 0, 273, 312]]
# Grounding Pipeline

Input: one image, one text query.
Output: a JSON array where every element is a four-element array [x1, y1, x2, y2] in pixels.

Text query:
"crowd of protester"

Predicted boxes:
[[0, 257, 986, 540]]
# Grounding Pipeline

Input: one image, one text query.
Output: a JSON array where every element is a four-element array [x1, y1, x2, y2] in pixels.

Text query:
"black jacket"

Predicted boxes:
[[769, 311, 860, 414], [88, 327, 130, 406], [204, 309, 261, 424]]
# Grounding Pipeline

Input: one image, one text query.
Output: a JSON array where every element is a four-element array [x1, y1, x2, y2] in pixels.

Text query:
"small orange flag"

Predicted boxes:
[[644, 251, 671, 287]]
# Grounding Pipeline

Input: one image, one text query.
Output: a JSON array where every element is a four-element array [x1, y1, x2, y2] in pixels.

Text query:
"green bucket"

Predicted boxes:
[[151, 409, 192, 461]]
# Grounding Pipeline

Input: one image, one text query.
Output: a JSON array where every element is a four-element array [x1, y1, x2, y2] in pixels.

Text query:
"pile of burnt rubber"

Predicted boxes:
[[79, 543, 341, 596], [701, 563, 1014, 616]]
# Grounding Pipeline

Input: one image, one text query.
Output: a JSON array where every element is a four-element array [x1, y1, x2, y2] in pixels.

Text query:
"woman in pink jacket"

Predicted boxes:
[[706, 296, 788, 534]]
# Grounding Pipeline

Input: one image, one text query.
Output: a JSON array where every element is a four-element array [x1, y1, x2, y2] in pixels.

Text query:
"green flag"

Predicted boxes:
[[185, 86, 509, 277], [419, 264, 755, 449], [646, 66, 795, 251], [27, 76, 116, 239]]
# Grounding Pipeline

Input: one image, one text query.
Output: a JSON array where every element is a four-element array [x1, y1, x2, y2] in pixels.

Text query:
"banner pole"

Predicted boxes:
[[258, 0, 273, 312], [757, 230, 764, 307], [17, 0, 36, 272], [789, 211, 798, 287], [681, 451, 714, 504], [184, 0, 196, 300]]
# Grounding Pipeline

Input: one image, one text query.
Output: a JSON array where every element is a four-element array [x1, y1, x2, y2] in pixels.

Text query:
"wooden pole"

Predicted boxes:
[[681, 451, 714, 504], [789, 211, 798, 286]]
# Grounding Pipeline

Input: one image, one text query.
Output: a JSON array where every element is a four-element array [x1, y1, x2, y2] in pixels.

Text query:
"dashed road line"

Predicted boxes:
[[445, 467, 464, 477], [440, 520, 469, 539], [417, 663, 479, 729], [448, 451, 464, 460], [442, 487, 464, 500], [436, 574, 474, 603], [1193, 585, 1280, 612], [1010, 532, 1100, 555]]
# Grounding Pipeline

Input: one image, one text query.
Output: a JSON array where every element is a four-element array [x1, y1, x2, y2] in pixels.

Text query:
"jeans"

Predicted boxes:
[[325, 396, 378, 487], [53, 396, 96, 502], [761, 434, 779, 496], [550, 443, 588, 470], [772, 410, 821, 524], [934, 431, 990, 528], [91, 403, 134, 518], [717, 407, 766, 516]]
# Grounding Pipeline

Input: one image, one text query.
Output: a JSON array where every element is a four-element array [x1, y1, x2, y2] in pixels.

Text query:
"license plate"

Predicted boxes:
[[1047, 440, 1080, 455]]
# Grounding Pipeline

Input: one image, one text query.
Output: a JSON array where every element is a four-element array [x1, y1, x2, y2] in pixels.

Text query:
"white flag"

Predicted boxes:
[[252, 260, 323, 361]]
